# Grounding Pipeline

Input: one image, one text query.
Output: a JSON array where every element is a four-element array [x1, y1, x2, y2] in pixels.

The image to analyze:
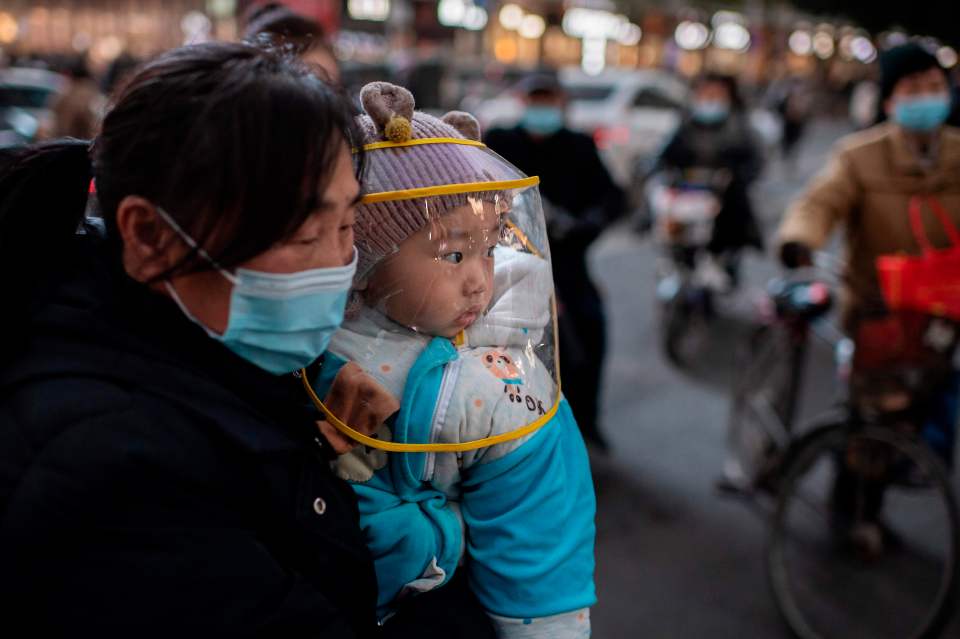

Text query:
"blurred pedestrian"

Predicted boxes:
[[243, 2, 340, 83], [0, 42, 489, 637], [485, 74, 625, 450], [657, 73, 764, 278], [49, 57, 104, 139], [772, 75, 814, 162]]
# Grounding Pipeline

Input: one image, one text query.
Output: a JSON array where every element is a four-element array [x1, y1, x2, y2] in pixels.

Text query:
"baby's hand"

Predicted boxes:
[[316, 362, 400, 455]]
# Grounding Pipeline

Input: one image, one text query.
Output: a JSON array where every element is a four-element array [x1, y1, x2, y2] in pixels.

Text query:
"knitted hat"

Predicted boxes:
[[354, 81, 531, 277], [879, 43, 945, 100]]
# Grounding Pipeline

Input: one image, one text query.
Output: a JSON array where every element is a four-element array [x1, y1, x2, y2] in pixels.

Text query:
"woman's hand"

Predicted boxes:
[[316, 362, 400, 455]]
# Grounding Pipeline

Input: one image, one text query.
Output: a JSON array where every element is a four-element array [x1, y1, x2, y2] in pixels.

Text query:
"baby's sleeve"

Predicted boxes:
[[458, 385, 596, 636]]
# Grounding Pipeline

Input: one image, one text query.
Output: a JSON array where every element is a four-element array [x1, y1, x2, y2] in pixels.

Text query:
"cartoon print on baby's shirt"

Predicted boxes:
[[480, 349, 547, 415], [335, 421, 392, 483]]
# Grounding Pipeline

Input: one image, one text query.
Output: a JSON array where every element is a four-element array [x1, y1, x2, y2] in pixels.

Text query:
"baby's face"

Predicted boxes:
[[365, 200, 501, 338]]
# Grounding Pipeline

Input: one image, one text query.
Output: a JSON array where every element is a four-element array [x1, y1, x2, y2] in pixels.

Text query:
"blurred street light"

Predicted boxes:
[[812, 31, 835, 59], [0, 11, 18, 45], [714, 23, 750, 52], [499, 4, 524, 31], [789, 29, 813, 56], [850, 35, 877, 63], [438, 0, 488, 32], [938, 46, 958, 69], [563, 7, 640, 75], [348, 0, 391, 22], [674, 21, 710, 51], [518, 14, 546, 40]]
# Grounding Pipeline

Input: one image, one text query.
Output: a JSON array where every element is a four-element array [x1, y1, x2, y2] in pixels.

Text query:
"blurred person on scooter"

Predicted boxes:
[[656, 73, 764, 289], [485, 74, 625, 450]]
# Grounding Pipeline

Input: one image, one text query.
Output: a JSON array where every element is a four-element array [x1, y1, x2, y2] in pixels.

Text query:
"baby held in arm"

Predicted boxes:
[[310, 82, 596, 638]]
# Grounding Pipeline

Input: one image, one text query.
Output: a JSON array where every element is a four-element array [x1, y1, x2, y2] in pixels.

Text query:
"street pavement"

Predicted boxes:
[[588, 118, 960, 638]]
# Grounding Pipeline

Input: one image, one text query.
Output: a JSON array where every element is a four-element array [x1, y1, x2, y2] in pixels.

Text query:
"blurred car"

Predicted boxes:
[[0, 106, 40, 148], [470, 68, 688, 186], [562, 68, 688, 186], [0, 67, 66, 146]]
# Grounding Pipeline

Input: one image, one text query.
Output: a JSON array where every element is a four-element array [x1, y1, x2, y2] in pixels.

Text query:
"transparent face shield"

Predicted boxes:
[[301, 141, 559, 453]]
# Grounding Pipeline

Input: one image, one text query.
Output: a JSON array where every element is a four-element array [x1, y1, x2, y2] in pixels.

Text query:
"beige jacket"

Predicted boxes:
[[778, 122, 960, 329]]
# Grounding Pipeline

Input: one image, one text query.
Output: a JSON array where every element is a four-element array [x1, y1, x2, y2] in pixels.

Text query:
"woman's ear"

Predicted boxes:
[[115, 195, 181, 282]]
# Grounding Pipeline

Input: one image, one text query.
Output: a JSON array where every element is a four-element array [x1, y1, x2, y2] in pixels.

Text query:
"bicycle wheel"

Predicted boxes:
[[767, 424, 960, 639], [722, 325, 801, 490]]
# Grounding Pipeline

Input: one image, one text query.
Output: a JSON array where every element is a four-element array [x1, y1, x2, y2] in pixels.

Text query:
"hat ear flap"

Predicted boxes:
[[441, 111, 482, 142], [360, 82, 415, 143]]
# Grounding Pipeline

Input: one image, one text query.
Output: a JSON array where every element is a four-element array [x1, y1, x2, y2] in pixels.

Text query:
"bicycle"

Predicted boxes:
[[646, 167, 734, 365], [721, 259, 960, 639]]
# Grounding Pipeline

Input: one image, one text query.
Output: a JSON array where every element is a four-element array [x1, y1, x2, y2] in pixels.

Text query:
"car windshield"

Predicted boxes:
[[564, 85, 614, 102], [0, 86, 56, 109]]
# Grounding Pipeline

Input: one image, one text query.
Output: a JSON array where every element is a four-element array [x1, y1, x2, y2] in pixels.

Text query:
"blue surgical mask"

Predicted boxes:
[[691, 100, 730, 125], [520, 106, 564, 137], [157, 207, 356, 375], [893, 94, 951, 132]]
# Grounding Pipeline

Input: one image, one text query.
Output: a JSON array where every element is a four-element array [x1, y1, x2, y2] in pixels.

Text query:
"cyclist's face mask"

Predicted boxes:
[[888, 67, 952, 132], [892, 93, 951, 132]]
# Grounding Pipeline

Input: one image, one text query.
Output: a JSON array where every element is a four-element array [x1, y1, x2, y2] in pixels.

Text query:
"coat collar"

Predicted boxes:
[[4, 235, 317, 455], [887, 122, 960, 175]]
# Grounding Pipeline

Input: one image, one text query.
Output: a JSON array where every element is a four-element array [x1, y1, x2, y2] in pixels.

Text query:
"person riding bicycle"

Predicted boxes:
[[777, 43, 960, 551], [778, 43, 960, 330]]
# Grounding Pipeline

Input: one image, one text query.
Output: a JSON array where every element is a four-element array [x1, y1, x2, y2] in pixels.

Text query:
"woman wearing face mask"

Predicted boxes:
[[655, 73, 764, 279], [0, 42, 494, 638]]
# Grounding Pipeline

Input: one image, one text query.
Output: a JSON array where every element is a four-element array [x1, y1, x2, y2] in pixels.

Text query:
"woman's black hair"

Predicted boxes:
[[693, 72, 746, 111], [0, 41, 364, 302]]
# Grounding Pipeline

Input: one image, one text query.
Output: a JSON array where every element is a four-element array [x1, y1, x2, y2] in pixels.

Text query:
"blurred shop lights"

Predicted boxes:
[[938, 46, 958, 69], [181, 11, 212, 44], [788, 29, 813, 56], [674, 21, 709, 51], [498, 4, 524, 31], [712, 12, 750, 52], [812, 29, 834, 59], [348, 0, 390, 22], [438, 0, 488, 31], [0, 11, 18, 45], [518, 14, 546, 40], [849, 36, 877, 63], [562, 7, 642, 75]]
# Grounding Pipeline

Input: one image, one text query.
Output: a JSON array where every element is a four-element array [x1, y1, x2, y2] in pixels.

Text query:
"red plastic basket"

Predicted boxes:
[[876, 196, 960, 321]]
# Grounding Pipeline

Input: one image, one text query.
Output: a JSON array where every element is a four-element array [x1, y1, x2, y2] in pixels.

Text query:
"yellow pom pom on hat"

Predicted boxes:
[[383, 115, 413, 143]]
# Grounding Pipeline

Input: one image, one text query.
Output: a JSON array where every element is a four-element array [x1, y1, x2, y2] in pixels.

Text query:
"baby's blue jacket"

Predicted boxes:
[[314, 342, 596, 621]]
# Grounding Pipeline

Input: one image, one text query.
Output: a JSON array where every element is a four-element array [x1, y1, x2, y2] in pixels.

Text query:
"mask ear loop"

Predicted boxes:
[[155, 206, 238, 337], [154, 206, 238, 285]]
